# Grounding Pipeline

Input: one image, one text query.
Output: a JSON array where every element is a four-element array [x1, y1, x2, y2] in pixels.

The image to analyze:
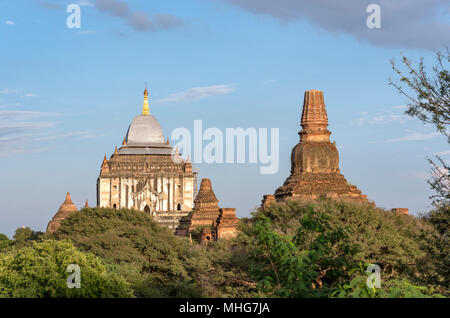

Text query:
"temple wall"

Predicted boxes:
[[99, 178, 110, 208], [182, 176, 194, 210], [98, 174, 194, 213]]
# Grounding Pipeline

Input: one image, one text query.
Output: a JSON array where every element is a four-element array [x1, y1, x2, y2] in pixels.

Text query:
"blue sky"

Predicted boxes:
[[0, 0, 449, 237]]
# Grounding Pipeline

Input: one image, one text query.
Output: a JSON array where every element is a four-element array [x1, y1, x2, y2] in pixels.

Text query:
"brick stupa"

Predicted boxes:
[[264, 90, 370, 205], [46, 192, 78, 233], [190, 178, 222, 229], [176, 178, 222, 236], [176, 178, 239, 240], [214, 208, 239, 240]]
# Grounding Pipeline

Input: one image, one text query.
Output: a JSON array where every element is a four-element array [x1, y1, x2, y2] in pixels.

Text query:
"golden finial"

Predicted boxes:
[[166, 137, 170, 145], [103, 154, 107, 164], [84, 200, 89, 208], [122, 138, 126, 146], [187, 154, 191, 163], [114, 146, 118, 155], [142, 84, 149, 115]]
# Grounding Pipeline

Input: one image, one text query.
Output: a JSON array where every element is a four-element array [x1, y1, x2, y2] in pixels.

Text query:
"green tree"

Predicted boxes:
[[333, 264, 444, 298], [12, 227, 43, 248], [250, 199, 447, 296], [50, 207, 259, 298], [0, 234, 11, 252], [389, 49, 449, 138], [389, 49, 449, 214], [0, 240, 133, 298], [390, 50, 449, 296], [249, 206, 358, 297], [50, 207, 195, 297]]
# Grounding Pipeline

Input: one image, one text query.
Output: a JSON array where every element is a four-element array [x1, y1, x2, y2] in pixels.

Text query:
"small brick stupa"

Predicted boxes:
[[190, 178, 222, 229], [176, 178, 221, 236], [46, 192, 78, 233], [264, 90, 370, 206], [214, 208, 239, 240], [176, 178, 239, 241]]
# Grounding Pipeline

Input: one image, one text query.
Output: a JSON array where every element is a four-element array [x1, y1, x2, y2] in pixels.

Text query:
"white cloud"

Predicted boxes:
[[34, 130, 99, 141], [0, 88, 20, 95], [223, 0, 450, 49], [5, 21, 15, 25], [0, 110, 101, 156], [95, 0, 183, 32], [407, 171, 430, 180], [386, 132, 442, 143], [77, 1, 94, 6], [0, 110, 61, 120], [157, 84, 236, 103], [431, 150, 450, 156], [353, 112, 407, 126]]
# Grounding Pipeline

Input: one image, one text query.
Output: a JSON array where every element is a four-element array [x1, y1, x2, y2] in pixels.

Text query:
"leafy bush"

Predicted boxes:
[[0, 234, 11, 252], [244, 199, 447, 297], [0, 240, 133, 298], [49, 208, 191, 295], [38, 202, 447, 298], [333, 264, 444, 298], [256, 200, 437, 281], [50, 207, 259, 297]]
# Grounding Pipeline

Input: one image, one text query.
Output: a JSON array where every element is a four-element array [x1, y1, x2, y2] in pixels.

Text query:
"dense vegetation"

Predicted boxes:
[[0, 200, 447, 298], [0, 239, 133, 297]]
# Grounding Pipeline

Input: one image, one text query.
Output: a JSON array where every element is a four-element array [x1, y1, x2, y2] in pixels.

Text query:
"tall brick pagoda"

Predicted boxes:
[[264, 90, 370, 206]]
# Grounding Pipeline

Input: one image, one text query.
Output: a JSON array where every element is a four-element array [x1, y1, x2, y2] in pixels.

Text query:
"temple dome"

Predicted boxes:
[[125, 114, 165, 145]]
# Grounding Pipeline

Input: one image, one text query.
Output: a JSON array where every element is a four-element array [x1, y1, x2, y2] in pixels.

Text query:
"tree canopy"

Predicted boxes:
[[0, 240, 133, 297]]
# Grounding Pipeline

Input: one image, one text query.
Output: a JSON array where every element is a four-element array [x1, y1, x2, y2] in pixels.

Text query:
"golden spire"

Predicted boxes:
[[142, 84, 150, 115], [122, 138, 127, 146], [114, 146, 118, 155]]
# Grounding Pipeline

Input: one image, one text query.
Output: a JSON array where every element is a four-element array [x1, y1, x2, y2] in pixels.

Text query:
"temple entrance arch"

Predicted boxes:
[[144, 205, 150, 215]]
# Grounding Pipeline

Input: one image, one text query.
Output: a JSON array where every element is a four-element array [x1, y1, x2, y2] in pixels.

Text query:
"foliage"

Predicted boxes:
[[248, 199, 447, 297], [181, 239, 261, 298], [12, 227, 44, 248], [0, 234, 11, 252], [247, 206, 358, 297], [418, 202, 450, 293], [0, 240, 133, 298], [49, 207, 259, 298], [333, 264, 444, 298], [389, 48, 449, 138], [49, 207, 191, 295], [428, 156, 450, 204], [9, 201, 444, 298], [390, 49, 449, 232]]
